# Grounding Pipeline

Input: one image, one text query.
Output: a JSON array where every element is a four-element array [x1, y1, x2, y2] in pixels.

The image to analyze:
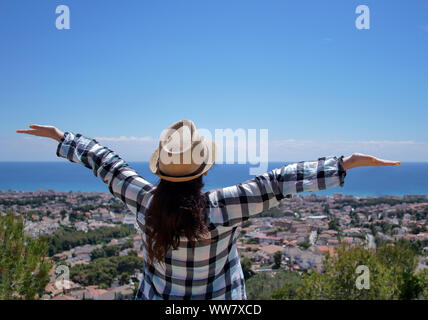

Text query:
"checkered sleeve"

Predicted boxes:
[[56, 132, 155, 215], [206, 156, 346, 227]]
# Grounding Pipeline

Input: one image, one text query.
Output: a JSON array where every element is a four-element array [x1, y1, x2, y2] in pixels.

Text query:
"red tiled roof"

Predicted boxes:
[[316, 246, 336, 256], [254, 235, 282, 240]]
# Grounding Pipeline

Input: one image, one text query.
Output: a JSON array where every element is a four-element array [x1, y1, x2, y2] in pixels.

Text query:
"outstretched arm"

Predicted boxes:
[[206, 154, 400, 228], [16, 125, 155, 216]]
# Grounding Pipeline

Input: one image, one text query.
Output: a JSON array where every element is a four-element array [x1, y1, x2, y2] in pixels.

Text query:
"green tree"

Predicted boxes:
[[409, 223, 423, 235], [121, 239, 134, 250], [119, 273, 130, 285], [43, 225, 136, 256], [246, 238, 258, 245], [242, 220, 252, 228], [415, 269, 428, 300], [297, 245, 398, 300], [240, 257, 255, 280], [272, 251, 282, 269], [104, 245, 120, 257], [270, 280, 302, 300], [297, 241, 311, 250], [90, 247, 106, 260], [376, 241, 423, 299], [0, 210, 52, 299], [328, 218, 340, 231], [246, 270, 301, 300], [370, 224, 377, 236], [133, 281, 139, 297], [323, 204, 330, 214], [70, 254, 144, 288]]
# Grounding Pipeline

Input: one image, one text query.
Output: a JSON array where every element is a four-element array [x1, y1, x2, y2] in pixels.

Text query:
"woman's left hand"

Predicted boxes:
[[16, 124, 64, 142]]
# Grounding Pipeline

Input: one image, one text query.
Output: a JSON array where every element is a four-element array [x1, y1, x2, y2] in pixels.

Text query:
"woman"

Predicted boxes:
[[17, 120, 401, 300]]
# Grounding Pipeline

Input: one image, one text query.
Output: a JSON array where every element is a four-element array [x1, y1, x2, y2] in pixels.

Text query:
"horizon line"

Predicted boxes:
[[1, 160, 428, 164]]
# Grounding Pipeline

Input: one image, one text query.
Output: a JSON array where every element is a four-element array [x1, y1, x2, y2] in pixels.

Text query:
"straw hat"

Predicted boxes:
[[149, 120, 217, 182]]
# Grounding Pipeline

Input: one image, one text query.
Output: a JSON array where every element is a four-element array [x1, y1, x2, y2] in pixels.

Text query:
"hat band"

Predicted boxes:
[[158, 161, 206, 179]]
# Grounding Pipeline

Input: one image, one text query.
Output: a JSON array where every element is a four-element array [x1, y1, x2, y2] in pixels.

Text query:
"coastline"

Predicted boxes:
[[1, 161, 428, 197]]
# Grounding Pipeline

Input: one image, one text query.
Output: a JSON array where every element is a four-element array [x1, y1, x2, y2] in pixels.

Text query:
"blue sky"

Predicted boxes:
[[1, 0, 428, 161]]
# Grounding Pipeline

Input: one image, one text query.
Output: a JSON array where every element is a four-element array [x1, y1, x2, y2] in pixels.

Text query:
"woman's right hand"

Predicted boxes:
[[16, 124, 64, 142], [342, 153, 401, 170]]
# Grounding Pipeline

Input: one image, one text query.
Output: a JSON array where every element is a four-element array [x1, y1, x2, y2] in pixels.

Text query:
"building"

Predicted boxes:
[[123, 215, 136, 227], [253, 235, 282, 245], [94, 284, 135, 300]]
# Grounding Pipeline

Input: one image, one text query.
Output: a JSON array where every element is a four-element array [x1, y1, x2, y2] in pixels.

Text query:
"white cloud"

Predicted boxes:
[[95, 136, 154, 142], [269, 139, 428, 162], [3, 137, 428, 162]]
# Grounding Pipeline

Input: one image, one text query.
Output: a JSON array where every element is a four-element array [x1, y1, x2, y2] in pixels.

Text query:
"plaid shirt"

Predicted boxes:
[[56, 132, 347, 300]]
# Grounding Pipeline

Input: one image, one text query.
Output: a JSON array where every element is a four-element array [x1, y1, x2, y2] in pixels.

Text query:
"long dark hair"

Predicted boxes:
[[145, 175, 208, 264]]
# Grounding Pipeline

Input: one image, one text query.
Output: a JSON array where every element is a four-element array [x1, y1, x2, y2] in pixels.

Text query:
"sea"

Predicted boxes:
[[0, 162, 428, 197]]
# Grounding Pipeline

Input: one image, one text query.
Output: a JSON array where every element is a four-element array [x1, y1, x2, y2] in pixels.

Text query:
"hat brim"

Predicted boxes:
[[149, 139, 217, 182]]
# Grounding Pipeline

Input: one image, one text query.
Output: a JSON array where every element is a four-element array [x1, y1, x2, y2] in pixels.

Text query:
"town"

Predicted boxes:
[[1, 189, 427, 300]]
